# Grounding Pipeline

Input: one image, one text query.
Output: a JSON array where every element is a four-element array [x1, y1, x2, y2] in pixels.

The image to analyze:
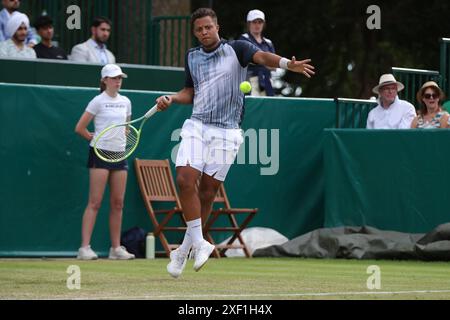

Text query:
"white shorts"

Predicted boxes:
[[176, 119, 244, 181]]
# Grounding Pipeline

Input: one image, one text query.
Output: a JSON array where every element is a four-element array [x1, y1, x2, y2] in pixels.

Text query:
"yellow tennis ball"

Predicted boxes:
[[239, 81, 252, 94]]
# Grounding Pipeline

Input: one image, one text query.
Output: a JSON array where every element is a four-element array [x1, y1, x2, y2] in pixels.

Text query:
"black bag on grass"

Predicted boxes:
[[121, 227, 146, 258]]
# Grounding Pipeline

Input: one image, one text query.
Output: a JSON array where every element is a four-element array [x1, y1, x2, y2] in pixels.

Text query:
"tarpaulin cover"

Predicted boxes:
[[253, 223, 450, 261]]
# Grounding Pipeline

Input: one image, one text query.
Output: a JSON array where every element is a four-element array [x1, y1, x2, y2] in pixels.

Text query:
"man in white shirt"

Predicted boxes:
[[0, 12, 36, 59], [69, 16, 115, 65], [366, 74, 416, 129]]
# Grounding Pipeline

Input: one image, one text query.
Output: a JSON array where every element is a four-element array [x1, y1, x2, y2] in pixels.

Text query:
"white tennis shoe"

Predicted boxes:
[[167, 248, 188, 278], [108, 246, 135, 260], [192, 240, 215, 271], [77, 245, 98, 260]]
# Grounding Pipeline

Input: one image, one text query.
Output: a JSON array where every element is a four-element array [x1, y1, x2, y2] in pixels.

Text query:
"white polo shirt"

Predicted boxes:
[[86, 92, 131, 151], [366, 96, 416, 129]]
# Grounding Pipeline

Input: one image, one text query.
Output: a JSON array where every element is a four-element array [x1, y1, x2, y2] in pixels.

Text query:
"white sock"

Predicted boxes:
[[178, 231, 192, 254], [186, 218, 203, 247]]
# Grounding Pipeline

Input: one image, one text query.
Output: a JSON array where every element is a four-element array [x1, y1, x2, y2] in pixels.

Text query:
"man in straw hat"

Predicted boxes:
[[366, 73, 416, 129]]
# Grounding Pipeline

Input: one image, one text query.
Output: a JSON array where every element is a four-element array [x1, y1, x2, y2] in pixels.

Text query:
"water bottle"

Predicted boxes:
[[146, 233, 155, 259]]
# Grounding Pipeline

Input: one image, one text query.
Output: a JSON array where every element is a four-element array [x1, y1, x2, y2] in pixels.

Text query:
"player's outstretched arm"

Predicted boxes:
[[156, 87, 194, 111], [253, 51, 315, 78]]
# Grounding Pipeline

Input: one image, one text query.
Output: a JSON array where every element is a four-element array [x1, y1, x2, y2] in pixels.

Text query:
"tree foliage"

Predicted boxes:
[[192, 0, 450, 98]]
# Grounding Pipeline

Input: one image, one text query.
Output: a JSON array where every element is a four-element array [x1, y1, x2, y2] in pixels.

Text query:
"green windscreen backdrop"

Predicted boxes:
[[324, 129, 450, 233], [0, 58, 184, 92], [0, 83, 335, 257]]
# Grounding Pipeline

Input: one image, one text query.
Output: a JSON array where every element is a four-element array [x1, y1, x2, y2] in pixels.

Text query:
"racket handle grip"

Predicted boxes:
[[144, 105, 158, 118], [144, 96, 169, 118]]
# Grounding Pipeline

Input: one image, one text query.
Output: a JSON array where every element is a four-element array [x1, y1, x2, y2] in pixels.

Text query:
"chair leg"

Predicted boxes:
[[157, 232, 172, 257], [204, 231, 221, 258], [154, 211, 187, 258], [224, 212, 256, 257], [204, 212, 221, 258], [204, 211, 257, 258]]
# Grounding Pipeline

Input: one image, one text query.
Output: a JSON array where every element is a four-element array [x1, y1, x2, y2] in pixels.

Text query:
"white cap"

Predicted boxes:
[[247, 9, 265, 22], [101, 64, 128, 79]]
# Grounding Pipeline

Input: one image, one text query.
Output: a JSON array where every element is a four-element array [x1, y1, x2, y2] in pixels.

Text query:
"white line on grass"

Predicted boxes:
[[70, 289, 450, 300]]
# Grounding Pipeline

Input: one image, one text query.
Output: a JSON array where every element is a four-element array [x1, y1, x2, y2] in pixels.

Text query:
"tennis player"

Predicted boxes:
[[155, 8, 315, 278], [74, 64, 135, 260]]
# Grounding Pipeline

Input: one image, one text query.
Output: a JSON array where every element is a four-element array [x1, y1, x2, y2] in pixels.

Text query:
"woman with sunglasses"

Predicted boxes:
[[411, 81, 449, 128]]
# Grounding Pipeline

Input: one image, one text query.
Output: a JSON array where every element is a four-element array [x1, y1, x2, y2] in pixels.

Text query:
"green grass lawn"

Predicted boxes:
[[1, 258, 449, 300]]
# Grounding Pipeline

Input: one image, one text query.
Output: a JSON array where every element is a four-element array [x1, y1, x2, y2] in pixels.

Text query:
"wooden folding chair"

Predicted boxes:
[[134, 158, 186, 257], [203, 184, 258, 258]]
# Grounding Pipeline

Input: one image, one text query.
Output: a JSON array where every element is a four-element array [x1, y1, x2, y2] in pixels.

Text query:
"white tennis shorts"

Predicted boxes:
[[176, 119, 244, 181]]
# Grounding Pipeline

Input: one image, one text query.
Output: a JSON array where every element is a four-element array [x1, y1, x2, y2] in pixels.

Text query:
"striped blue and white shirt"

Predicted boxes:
[[185, 39, 259, 129]]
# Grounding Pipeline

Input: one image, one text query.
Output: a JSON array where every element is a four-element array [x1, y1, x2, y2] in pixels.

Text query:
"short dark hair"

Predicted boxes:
[[191, 8, 217, 30], [91, 16, 112, 28], [34, 15, 53, 30]]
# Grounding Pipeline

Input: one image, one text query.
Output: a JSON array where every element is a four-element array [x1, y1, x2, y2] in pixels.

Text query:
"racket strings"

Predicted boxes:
[[95, 125, 139, 162]]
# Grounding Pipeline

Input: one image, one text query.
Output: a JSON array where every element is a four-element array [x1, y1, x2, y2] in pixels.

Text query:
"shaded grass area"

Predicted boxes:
[[1, 258, 449, 300]]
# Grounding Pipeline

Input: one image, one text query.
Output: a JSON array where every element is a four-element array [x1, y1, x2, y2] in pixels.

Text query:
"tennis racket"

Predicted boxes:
[[93, 100, 163, 163]]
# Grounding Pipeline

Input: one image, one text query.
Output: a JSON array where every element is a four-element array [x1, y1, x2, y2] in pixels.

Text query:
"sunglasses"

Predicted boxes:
[[423, 93, 438, 99]]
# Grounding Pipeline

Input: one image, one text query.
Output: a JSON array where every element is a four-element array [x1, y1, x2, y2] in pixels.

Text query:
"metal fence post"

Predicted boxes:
[[392, 67, 441, 106], [440, 38, 450, 96], [335, 98, 377, 129]]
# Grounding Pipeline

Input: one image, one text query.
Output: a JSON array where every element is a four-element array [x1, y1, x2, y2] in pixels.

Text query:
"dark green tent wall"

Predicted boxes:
[[324, 129, 450, 233]]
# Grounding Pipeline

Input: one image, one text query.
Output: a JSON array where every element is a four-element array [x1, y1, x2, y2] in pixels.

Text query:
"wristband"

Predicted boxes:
[[279, 57, 290, 70]]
